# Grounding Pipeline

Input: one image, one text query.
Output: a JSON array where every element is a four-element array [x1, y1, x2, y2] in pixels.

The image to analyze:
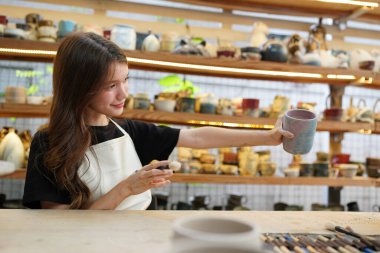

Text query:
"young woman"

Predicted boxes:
[[22, 32, 293, 210]]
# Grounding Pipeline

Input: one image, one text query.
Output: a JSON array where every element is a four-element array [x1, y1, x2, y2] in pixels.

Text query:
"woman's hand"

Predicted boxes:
[[266, 117, 294, 146], [121, 160, 173, 197]]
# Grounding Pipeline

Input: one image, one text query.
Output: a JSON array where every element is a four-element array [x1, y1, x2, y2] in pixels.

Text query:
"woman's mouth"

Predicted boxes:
[[112, 102, 125, 108]]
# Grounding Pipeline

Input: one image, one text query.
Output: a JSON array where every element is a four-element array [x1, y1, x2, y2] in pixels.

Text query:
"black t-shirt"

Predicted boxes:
[[22, 118, 180, 209]]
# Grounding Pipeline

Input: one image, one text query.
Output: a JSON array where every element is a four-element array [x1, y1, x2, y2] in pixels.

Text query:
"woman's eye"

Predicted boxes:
[[107, 84, 116, 90], [123, 76, 129, 83]]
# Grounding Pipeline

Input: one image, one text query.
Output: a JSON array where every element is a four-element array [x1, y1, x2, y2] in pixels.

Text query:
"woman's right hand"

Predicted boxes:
[[121, 160, 173, 196]]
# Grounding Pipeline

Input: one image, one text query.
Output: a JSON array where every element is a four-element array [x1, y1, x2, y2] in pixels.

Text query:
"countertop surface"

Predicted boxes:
[[0, 210, 379, 253]]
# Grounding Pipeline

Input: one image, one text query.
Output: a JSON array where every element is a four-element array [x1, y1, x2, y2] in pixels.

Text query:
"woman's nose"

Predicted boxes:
[[117, 84, 128, 100]]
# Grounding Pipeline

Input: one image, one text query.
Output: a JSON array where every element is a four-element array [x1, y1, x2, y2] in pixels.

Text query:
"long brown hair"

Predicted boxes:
[[45, 32, 127, 209]]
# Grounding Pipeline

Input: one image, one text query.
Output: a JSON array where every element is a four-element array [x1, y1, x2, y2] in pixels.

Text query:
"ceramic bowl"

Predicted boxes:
[[38, 26, 57, 40], [201, 163, 218, 174], [299, 163, 314, 177], [259, 162, 276, 176], [366, 165, 380, 178], [154, 99, 176, 112], [283, 168, 300, 177], [359, 60, 375, 71], [366, 157, 380, 166], [337, 164, 358, 178], [26, 96, 44, 105]]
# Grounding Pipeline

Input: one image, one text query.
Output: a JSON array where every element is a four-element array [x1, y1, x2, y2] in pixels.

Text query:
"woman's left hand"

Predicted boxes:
[[266, 117, 294, 146]]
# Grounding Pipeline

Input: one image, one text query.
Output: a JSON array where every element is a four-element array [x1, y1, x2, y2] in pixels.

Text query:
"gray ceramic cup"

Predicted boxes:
[[282, 109, 317, 155]]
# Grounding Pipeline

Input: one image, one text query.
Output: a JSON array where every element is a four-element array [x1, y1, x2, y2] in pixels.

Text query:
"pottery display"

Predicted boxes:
[[141, 31, 160, 52], [174, 38, 209, 56], [133, 93, 150, 110], [337, 164, 358, 178], [160, 31, 179, 52], [307, 17, 328, 52], [154, 99, 176, 112], [261, 39, 288, 63], [299, 163, 314, 177], [0, 128, 25, 169], [350, 49, 374, 71], [287, 34, 305, 64], [5, 86, 27, 104], [249, 21, 269, 48], [111, 24, 136, 50], [240, 47, 261, 61], [313, 162, 329, 177], [177, 97, 195, 113], [242, 98, 260, 117], [58, 20, 76, 38]]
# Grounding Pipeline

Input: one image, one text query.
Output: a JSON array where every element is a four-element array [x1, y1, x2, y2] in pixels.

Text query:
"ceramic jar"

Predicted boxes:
[[0, 128, 25, 169], [38, 20, 57, 42], [261, 39, 288, 62], [58, 20, 76, 39], [141, 31, 160, 52], [25, 13, 41, 40], [5, 86, 27, 104], [133, 93, 150, 110], [350, 49, 374, 71], [111, 24, 136, 50], [242, 98, 260, 117], [160, 31, 179, 52]]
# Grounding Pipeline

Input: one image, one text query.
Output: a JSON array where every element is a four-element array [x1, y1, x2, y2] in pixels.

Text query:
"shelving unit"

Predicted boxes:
[[2, 170, 379, 187]]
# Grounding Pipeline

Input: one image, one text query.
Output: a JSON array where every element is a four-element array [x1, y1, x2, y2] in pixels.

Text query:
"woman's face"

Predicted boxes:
[[85, 62, 129, 125]]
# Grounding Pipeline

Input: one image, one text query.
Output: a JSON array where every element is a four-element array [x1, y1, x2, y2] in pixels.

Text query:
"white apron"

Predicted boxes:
[[78, 119, 151, 210]]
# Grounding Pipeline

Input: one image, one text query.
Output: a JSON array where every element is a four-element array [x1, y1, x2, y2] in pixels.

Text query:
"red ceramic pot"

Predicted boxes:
[[324, 108, 343, 121], [0, 15, 8, 25], [242, 98, 260, 110], [332, 153, 350, 164]]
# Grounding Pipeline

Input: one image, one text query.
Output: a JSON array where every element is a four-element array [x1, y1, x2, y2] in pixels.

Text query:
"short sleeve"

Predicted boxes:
[[22, 131, 71, 209], [118, 119, 180, 166]]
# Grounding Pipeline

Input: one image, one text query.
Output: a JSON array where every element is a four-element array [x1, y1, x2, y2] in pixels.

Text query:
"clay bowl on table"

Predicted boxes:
[[217, 49, 235, 58]]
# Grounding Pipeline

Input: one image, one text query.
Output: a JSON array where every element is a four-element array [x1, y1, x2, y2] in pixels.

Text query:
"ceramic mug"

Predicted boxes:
[[282, 109, 317, 155], [172, 216, 262, 249]]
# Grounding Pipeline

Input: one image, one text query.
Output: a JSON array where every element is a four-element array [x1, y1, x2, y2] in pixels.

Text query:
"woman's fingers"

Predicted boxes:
[[150, 179, 171, 188], [144, 169, 173, 179], [142, 160, 170, 171], [280, 129, 294, 139]]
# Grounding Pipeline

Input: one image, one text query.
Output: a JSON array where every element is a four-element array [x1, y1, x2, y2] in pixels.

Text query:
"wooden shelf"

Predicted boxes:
[[2, 169, 379, 187], [1, 38, 379, 88], [170, 173, 380, 187], [0, 103, 375, 133]]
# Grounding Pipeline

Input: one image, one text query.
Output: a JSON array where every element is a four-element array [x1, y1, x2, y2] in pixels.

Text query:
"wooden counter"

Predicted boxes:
[[0, 210, 379, 253]]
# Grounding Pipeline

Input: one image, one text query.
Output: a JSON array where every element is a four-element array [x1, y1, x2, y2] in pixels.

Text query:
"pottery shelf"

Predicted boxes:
[[0, 103, 376, 133], [0, 38, 379, 89], [2, 169, 379, 187]]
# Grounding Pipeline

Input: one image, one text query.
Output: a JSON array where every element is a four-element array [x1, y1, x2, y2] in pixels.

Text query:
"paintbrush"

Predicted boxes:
[[325, 222, 380, 250]]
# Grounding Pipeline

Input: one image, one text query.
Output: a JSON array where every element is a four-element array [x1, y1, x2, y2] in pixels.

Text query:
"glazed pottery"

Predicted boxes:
[[249, 21, 269, 48], [242, 98, 260, 117], [337, 164, 358, 178], [58, 20, 76, 38], [177, 97, 195, 113], [299, 163, 314, 177], [313, 162, 329, 177], [141, 31, 160, 52], [133, 93, 150, 110], [350, 49, 373, 71], [111, 24, 136, 50], [282, 109, 317, 155], [0, 129, 25, 169], [332, 153, 350, 164], [261, 39, 288, 63], [283, 168, 300, 177], [5, 86, 27, 104], [154, 99, 176, 112], [160, 31, 179, 52]]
